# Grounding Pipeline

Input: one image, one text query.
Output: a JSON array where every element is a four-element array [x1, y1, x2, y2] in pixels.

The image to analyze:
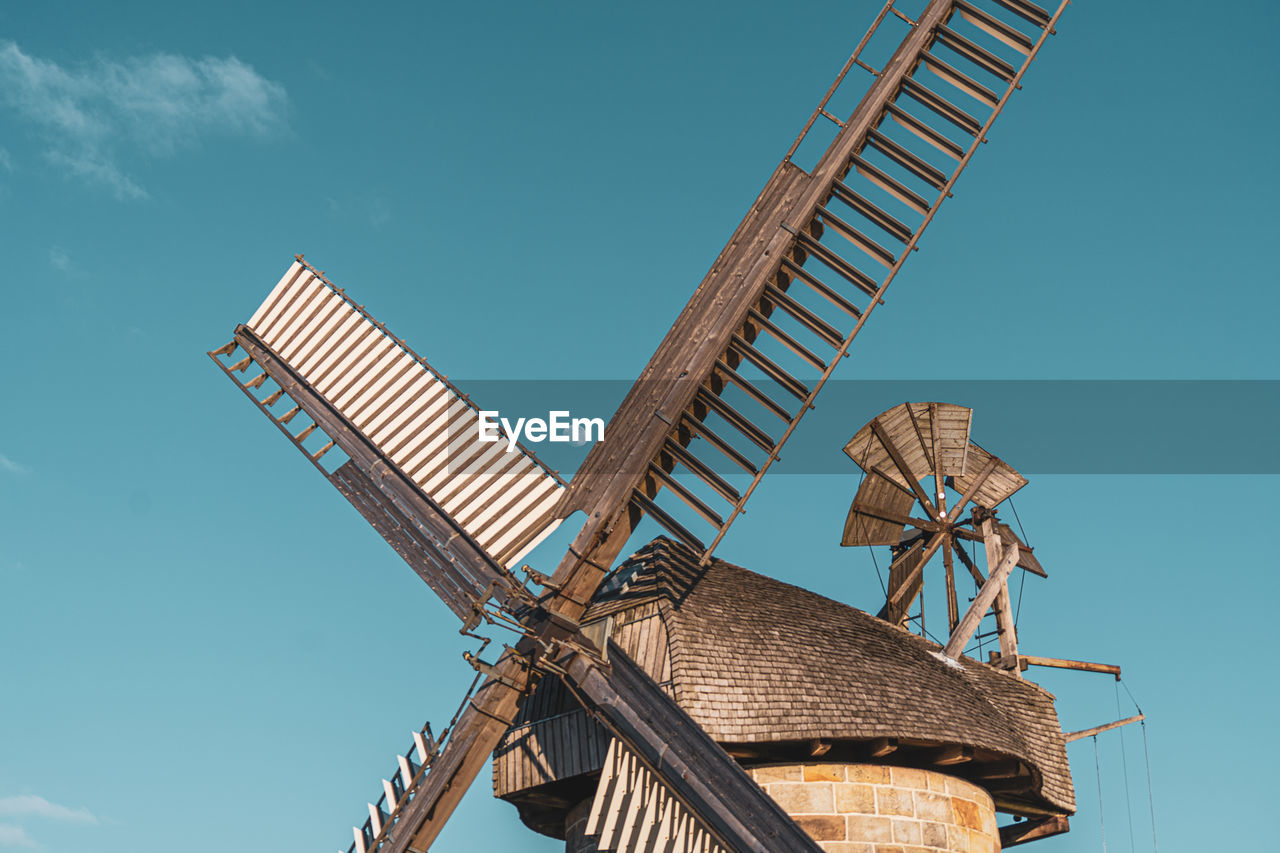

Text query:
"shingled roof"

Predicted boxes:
[[494, 537, 1075, 835]]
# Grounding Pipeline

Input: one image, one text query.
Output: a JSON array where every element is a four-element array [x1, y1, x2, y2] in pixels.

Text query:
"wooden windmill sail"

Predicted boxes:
[[842, 402, 1045, 663], [207, 0, 1073, 850]]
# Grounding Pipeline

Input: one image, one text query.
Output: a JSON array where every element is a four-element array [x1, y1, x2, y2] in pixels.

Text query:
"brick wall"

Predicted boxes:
[[747, 763, 999, 853]]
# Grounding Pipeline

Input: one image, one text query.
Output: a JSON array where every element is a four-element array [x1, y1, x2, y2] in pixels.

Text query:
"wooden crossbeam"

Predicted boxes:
[[1019, 655, 1122, 680], [1064, 714, 1145, 743], [1000, 815, 1070, 847]]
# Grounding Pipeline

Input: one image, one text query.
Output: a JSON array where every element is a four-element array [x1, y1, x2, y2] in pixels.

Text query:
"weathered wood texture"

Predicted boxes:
[[229, 327, 508, 622], [565, 642, 825, 853], [583, 739, 728, 853], [494, 602, 673, 796], [1000, 815, 1070, 847], [547, 0, 1067, 609], [1018, 655, 1121, 679], [243, 260, 565, 568], [943, 535, 1018, 658], [1063, 714, 1145, 743], [843, 471, 918, 546], [844, 403, 1025, 509], [497, 539, 1076, 823]]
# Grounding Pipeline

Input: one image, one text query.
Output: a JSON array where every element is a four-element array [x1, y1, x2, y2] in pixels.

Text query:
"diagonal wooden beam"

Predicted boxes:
[[564, 642, 824, 853], [952, 537, 986, 586], [870, 417, 939, 520], [848, 500, 939, 531], [882, 536, 927, 625], [929, 402, 946, 513], [943, 540, 1019, 658], [887, 529, 948, 609], [943, 454, 999, 523], [906, 402, 933, 472], [981, 518, 1020, 665], [943, 537, 959, 633], [1064, 714, 1145, 743]]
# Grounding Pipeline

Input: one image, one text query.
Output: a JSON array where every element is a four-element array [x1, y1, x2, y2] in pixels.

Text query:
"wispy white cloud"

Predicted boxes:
[[0, 147, 12, 172], [45, 149, 146, 200], [0, 40, 287, 199], [0, 796, 96, 825], [0, 824, 36, 848], [0, 453, 28, 475], [48, 246, 73, 272]]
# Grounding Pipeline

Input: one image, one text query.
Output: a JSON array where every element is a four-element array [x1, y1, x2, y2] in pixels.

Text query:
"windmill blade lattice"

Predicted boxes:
[[554, 0, 1068, 595], [206, 0, 1072, 849], [210, 261, 824, 853]]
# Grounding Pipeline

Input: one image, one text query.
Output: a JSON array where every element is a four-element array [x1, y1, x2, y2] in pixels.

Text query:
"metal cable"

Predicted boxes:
[[1141, 721, 1160, 852], [1009, 495, 1032, 546], [1115, 682, 1136, 852], [1014, 560, 1027, 630], [1094, 735, 1108, 853], [1009, 495, 1029, 630]]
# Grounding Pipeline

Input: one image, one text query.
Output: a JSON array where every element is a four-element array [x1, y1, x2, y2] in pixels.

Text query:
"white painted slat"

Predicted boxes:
[[244, 261, 566, 567], [440, 452, 527, 523], [582, 739, 725, 853], [294, 305, 364, 376], [315, 321, 394, 396], [397, 754, 415, 788], [480, 480, 562, 555], [333, 341, 404, 411], [585, 740, 620, 836], [258, 274, 321, 345], [345, 349, 419, 423], [295, 302, 363, 376], [435, 442, 516, 512], [397, 400, 469, 473], [248, 261, 306, 328], [279, 291, 350, 364], [323, 334, 398, 402], [377, 384, 455, 456], [311, 321, 381, 390], [403, 403, 477, 482], [260, 276, 326, 349], [454, 467, 546, 535], [502, 518, 563, 572], [364, 373, 446, 441], [418, 424, 489, 494], [412, 731, 431, 765], [274, 289, 344, 365]]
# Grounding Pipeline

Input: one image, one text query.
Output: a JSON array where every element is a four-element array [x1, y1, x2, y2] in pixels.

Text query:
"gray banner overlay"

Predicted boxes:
[[448, 380, 1279, 476]]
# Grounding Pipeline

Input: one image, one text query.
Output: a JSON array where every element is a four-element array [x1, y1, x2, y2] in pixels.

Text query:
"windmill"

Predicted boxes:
[[841, 401, 1044, 655], [208, 0, 1087, 850]]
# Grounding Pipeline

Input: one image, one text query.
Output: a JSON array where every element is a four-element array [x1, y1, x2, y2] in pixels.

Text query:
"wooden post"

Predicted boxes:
[[981, 517, 1020, 671], [943, 539, 1019, 658], [943, 537, 959, 633]]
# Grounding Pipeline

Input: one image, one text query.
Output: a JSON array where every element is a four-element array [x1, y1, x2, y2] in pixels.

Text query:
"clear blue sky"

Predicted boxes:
[[1, 1, 1276, 851]]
